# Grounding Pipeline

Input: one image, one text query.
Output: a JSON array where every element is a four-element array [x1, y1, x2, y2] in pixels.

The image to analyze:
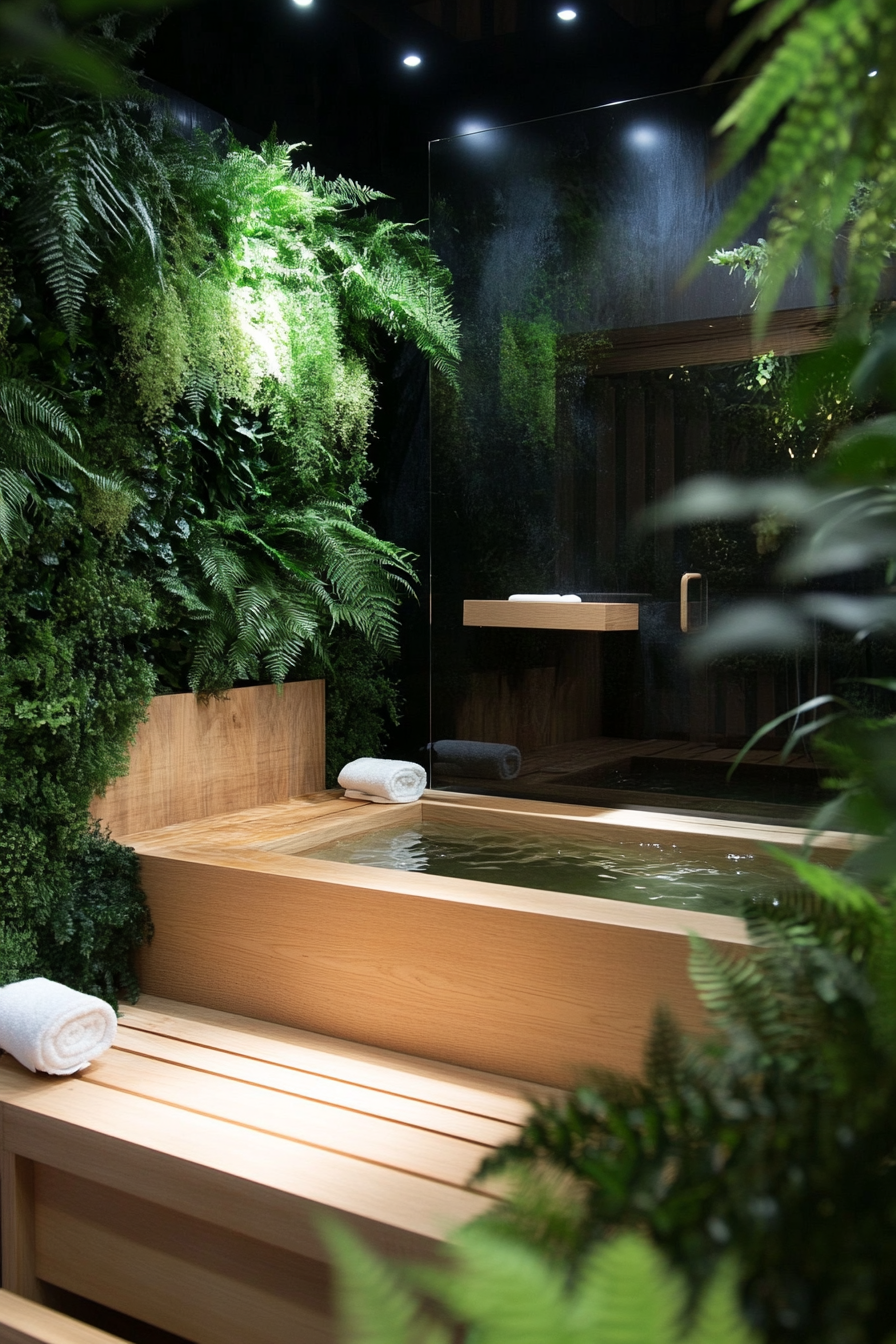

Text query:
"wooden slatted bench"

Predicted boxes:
[[0, 1290, 125, 1344], [0, 997, 550, 1344]]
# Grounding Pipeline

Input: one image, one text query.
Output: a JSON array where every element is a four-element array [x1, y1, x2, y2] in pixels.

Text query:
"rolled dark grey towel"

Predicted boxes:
[[431, 739, 522, 781]]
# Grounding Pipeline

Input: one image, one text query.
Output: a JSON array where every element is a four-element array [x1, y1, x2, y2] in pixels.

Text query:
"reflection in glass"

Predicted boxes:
[[428, 88, 884, 821]]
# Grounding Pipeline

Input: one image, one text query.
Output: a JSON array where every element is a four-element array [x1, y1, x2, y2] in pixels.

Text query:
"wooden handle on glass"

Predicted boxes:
[[680, 573, 702, 633]]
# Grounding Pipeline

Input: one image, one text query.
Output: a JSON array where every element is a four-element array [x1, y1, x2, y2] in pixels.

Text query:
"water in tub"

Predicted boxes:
[[300, 819, 788, 916]]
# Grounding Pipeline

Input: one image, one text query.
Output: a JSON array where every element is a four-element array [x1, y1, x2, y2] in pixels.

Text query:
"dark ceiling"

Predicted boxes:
[[142, 0, 735, 215]]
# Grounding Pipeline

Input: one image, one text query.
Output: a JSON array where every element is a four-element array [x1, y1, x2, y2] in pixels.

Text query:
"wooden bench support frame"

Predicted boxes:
[[2, 1155, 39, 1302], [126, 791, 853, 1087], [0, 998, 537, 1344]]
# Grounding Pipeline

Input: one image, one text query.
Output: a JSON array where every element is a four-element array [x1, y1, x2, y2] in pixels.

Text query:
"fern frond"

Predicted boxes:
[[320, 1217, 444, 1344], [432, 1223, 577, 1344], [688, 935, 788, 1056], [0, 362, 123, 545], [699, 0, 896, 331], [687, 1257, 757, 1344], [574, 1233, 687, 1344], [765, 847, 885, 923]]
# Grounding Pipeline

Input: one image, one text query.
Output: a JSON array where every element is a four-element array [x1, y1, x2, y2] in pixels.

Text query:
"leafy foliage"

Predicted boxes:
[[323, 1218, 756, 1344], [479, 865, 896, 1344], [511, 21, 896, 1342], [298, 629, 404, 786], [0, 1, 167, 94], [0, 38, 458, 997], [699, 0, 896, 328], [10, 83, 163, 338], [0, 500, 154, 999], [0, 42, 458, 699], [0, 357, 102, 543]]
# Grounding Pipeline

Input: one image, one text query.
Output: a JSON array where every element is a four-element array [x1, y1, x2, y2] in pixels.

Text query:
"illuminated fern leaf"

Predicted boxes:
[[698, 0, 896, 330]]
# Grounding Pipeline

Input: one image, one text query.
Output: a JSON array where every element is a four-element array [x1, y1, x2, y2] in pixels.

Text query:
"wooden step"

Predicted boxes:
[[0, 998, 541, 1344], [0, 1290, 126, 1344]]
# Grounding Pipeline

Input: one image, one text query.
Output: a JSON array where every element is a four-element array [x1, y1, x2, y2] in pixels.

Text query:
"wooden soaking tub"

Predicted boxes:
[[122, 791, 853, 1089]]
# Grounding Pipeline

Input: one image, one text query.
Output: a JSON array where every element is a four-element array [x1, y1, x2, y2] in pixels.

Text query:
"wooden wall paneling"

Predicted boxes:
[[554, 374, 578, 589], [557, 633, 602, 742], [91, 681, 326, 839], [1, 1155, 39, 1301], [133, 851, 745, 1087], [453, 634, 605, 752], [455, 666, 552, 752], [455, 666, 567, 752], [625, 384, 646, 522], [594, 380, 616, 572], [34, 1168, 333, 1344], [653, 382, 675, 578], [724, 677, 746, 741], [743, 671, 758, 741], [688, 666, 711, 742], [756, 671, 777, 740]]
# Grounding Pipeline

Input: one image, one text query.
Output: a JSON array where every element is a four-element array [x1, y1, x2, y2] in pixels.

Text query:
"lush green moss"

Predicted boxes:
[[0, 506, 154, 998]]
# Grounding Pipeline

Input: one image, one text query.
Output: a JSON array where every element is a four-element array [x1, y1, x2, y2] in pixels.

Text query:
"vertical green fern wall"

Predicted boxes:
[[0, 29, 458, 999]]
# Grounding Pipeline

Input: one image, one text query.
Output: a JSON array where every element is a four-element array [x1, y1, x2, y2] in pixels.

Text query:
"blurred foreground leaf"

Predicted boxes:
[[0, 0, 176, 92], [323, 1217, 757, 1344]]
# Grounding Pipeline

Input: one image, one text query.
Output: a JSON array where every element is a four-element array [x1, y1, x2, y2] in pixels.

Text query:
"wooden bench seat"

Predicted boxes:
[[0, 1290, 125, 1344], [0, 997, 550, 1344]]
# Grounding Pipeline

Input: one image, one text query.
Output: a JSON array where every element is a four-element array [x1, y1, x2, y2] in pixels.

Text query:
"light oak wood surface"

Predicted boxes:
[[132, 851, 737, 1083], [1, 1155, 38, 1301], [35, 1169, 333, 1344], [91, 681, 325, 839], [463, 599, 639, 631], [0, 998, 527, 1344], [126, 792, 854, 1087], [0, 1290, 126, 1344]]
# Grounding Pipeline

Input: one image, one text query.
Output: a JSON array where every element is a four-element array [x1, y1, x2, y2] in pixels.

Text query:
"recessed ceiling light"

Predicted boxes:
[[292, 0, 313, 8], [868, 68, 879, 76], [557, 8, 577, 19], [403, 53, 422, 66]]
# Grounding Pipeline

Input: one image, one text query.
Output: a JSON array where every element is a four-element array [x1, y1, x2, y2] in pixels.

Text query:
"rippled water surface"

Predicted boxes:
[[302, 821, 781, 916]]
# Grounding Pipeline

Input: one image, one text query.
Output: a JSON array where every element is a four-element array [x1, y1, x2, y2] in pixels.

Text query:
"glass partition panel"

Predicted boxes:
[[428, 88, 861, 824]]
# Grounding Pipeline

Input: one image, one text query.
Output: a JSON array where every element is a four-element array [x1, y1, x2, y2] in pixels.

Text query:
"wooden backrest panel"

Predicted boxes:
[[91, 681, 325, 839], [0, 1291, 125, 1344]]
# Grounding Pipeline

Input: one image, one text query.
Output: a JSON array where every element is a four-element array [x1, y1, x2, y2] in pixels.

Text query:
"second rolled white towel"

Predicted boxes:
[[508, 593, 582, 603], [338, 757, 427, 804], [0, 977, 117, 1075]]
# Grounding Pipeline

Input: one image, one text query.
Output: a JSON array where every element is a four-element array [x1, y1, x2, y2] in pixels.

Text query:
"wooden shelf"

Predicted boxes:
[[463, 600, 639, 631]]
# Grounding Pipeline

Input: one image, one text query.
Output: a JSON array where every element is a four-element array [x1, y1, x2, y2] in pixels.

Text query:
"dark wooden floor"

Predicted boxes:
[[435, 735, 822, 824]]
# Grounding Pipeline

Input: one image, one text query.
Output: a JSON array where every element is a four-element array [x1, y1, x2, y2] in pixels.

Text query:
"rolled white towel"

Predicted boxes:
[[0, 977, 117, 1075], [508, 593, 582, 603], [338, 757, 427, 804]]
